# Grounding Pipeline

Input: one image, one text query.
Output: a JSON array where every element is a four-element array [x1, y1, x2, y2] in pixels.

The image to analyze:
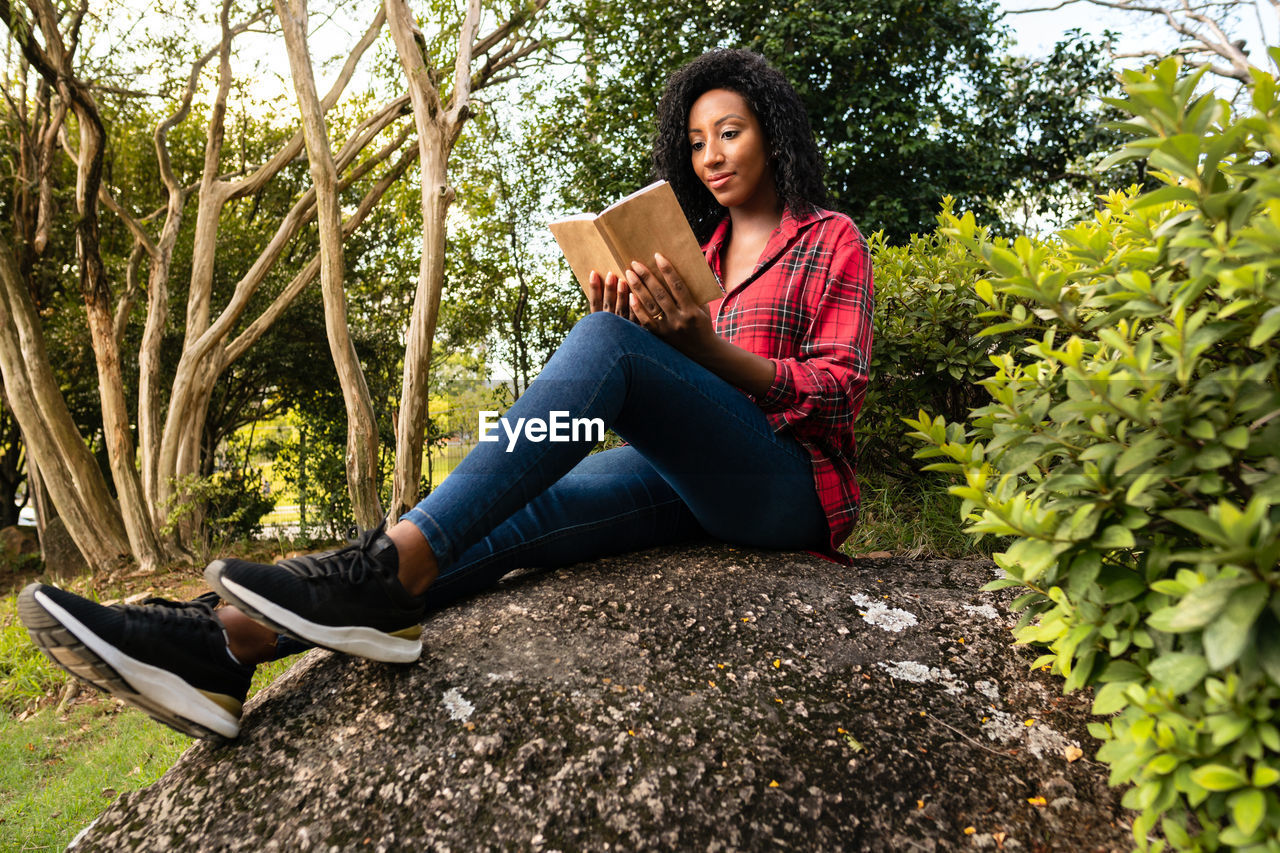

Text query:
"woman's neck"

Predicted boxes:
[[726, 186, 783, 242]]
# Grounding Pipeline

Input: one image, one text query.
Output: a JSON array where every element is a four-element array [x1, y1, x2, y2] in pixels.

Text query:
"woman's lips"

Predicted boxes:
[[707, 172, 733, 190]]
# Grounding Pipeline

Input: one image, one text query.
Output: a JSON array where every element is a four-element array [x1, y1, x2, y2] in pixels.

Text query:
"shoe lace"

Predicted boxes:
[[282, 524, 387, 585]]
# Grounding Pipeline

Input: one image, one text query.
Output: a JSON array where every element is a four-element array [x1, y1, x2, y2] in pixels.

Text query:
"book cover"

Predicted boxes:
[[549, 181, 723, 305]]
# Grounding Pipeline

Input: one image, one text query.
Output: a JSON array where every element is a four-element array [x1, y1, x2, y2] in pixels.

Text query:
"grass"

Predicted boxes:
[[841, 470, 1005, 560], [0, 579, 299, 851]]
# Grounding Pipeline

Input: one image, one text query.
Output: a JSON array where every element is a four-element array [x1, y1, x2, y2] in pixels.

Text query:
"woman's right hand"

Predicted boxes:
[[586, 270, 631, 320]]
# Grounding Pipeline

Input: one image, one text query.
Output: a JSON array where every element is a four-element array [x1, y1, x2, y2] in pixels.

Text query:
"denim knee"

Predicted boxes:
[[564, 311, 647, 358]]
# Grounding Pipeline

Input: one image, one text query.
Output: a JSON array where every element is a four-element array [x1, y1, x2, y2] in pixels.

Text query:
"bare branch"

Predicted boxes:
[[114, 241, 144, 349], [446, 0, 481, 125], [473, 0, 549, 57], [474, 38, 544, 92], [1004, 0, 1260, 84], [184, 95, 412, 364], [225, 143, 419, 362], [157, 7, 270, 197], [385, 0, 445, 120], [226, 4, 386, 200]]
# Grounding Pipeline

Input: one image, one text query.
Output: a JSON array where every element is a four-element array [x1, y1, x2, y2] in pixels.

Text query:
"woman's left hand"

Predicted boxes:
[[625, 254, 716, 357]]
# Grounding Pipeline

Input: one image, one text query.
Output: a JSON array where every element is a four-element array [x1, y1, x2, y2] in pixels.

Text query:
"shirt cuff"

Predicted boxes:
[[758, 358, 795, 412]]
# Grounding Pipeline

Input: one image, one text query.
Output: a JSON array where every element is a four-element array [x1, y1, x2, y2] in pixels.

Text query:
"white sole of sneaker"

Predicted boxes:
[[207, 565, 422, 664], [30, 590, 241, 739]]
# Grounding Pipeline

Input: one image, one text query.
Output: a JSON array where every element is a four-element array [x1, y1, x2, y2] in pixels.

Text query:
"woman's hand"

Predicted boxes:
[[625, 254, 717, 357], [586, 270, 631, 320]]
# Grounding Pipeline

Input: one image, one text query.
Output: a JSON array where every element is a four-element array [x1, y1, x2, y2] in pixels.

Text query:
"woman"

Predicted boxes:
[[18, 49, 873, 740]]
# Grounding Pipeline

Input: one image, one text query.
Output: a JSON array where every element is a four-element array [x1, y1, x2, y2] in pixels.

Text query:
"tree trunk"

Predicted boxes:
[[277, 0, 384, 529], [384, 0, 481, 520], [63, 89, 167, 572], [391, 139, 451, 519], [0, 234, 129, 569]]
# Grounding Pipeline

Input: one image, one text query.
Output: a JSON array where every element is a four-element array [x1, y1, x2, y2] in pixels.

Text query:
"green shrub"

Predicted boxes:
[[162, 470, 276, 559], [908, 53, 1280, 851], [863, 209, 1018, 476]]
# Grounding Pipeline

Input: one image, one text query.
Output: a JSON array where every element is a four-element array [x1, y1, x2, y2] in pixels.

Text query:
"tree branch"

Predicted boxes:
[[225, 4, 386, 201], [114, 240, 144, 349], [224, 142, 419, 363], [446, 0, 481, 126]]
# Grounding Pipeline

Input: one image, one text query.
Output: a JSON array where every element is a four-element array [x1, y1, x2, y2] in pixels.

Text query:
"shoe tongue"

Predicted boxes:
[[366, 534, 398, 572]]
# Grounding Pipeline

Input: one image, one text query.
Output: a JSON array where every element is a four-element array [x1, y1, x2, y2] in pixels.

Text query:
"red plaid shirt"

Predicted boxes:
[[704, 205, 873, 554]]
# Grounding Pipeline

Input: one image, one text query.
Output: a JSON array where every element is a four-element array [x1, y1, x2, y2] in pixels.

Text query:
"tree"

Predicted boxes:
[[381, 0, 553, 520], [0, 0, 418, 569], [1007, 0, 1279, 85], [445, 105, 580, 399], [276, 0, 384, 528], [545, 0, 1145, 242]]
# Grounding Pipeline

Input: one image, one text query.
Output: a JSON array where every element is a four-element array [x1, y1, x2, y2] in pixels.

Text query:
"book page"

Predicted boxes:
[[595, 182, 723, 305]]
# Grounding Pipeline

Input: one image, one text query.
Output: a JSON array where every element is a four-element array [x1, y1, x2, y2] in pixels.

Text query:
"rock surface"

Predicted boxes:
[[72, 546, 1134, 852]]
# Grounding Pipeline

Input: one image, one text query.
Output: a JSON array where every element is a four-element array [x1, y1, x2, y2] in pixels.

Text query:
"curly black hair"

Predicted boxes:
[[653, 49, 830, 242]]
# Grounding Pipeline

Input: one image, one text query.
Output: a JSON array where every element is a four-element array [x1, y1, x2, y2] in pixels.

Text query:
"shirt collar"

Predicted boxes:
[[703, 204, 832, 282]]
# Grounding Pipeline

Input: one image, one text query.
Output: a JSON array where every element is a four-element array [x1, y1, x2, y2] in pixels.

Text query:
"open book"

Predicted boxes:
[[549, 180, 723, 305]]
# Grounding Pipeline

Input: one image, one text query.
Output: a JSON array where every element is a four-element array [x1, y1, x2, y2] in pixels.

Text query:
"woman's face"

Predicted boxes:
[[687, 88, 775, 211]]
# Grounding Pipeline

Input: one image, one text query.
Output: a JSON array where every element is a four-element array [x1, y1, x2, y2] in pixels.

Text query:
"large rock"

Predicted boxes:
[[72, 546, 1133, 852], [0, 524, 38, 560]]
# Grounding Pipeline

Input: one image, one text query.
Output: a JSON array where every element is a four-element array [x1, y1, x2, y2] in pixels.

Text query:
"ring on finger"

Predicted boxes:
[[651, 310, 664, 322]]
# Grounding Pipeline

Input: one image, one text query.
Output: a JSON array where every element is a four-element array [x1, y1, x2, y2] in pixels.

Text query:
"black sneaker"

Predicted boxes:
[[204, 526, 425, 664], [17, 585, 253, 740]]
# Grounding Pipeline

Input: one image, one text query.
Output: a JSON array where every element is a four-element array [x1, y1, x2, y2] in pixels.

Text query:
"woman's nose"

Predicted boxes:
[[702, 142, 724, 166]]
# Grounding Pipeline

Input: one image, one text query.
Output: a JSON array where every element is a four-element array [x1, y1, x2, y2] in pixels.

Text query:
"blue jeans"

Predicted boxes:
[[402, 311, 829, 612]]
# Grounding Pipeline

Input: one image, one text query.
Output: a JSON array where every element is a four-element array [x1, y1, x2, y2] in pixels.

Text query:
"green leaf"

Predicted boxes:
[[1190, 764, 1249, 792], [1147, 754, 1179, 775], [1102, 575, 1145, 604], [981, 578, 1024, 591], [1229, 788, 1266, 837], [1253, 765, 1280, 788], [1163, 577, 1250, 632], [1117, 434, 1166, 477], [1148, 653, 1208, 695], [1162, 509, 1230, 546], [1098, 660, 1145, 683], [1250, 305, 1280, 347], [1096, 525, 1136, 550], [1130, 184, 1199, 209], [1259, 617, 1280, 686], [1203, 583, 1268, 670], [1092, 681, 1130, 715]]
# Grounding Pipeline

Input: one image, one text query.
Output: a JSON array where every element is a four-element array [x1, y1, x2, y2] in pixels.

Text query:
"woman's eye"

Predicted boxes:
[[691, 141, 704, 151], [722, 130, 739, 140]]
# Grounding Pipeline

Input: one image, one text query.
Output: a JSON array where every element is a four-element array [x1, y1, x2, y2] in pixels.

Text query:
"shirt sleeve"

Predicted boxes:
[[756, 234, 873, 447]]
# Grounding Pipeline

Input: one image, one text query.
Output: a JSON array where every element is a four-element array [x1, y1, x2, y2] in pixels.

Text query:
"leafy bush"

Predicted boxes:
[[162, 470, 275, 559], [862, 209, 1018, 476], [908, 54, 1280, 851]]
